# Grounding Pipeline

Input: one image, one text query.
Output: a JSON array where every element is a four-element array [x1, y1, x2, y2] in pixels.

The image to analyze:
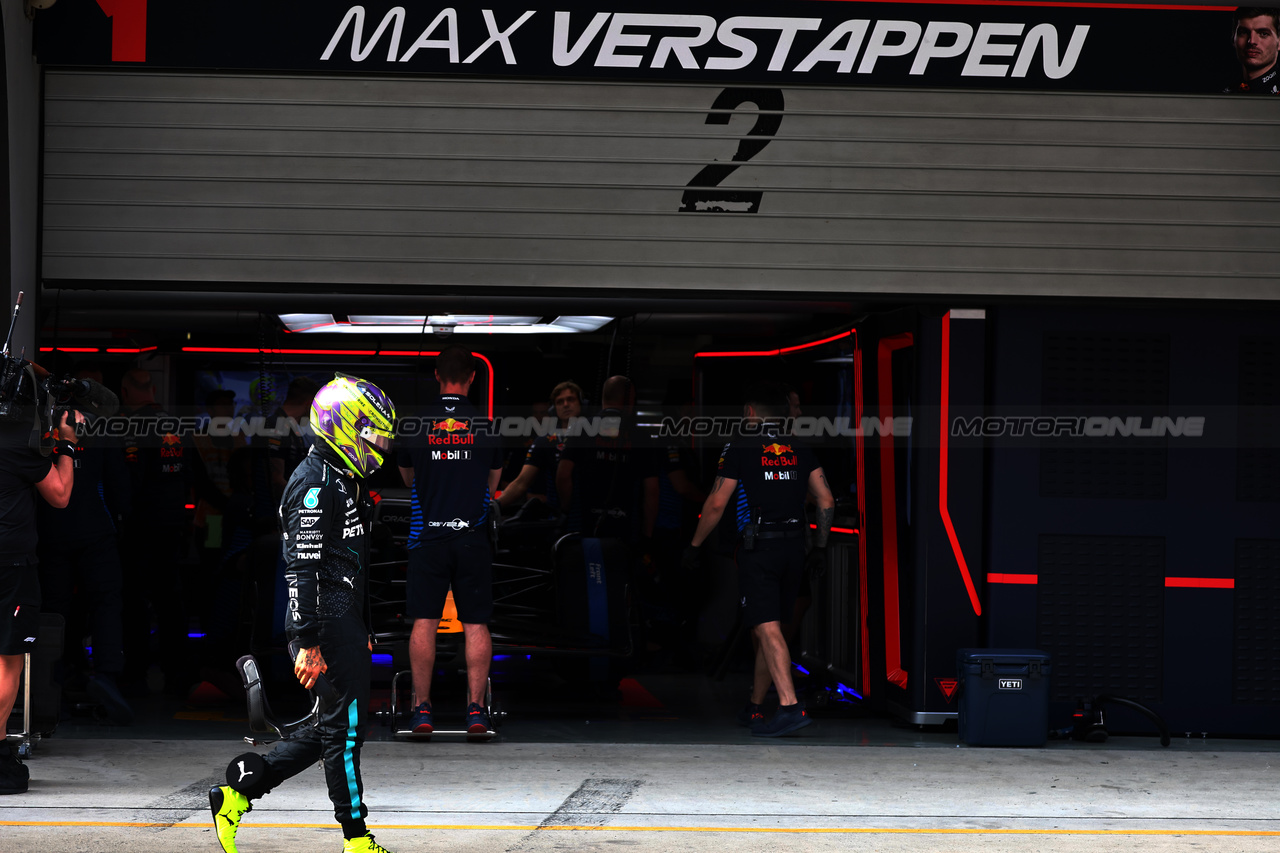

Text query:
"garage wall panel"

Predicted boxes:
[[42, 70, 1280, 298]]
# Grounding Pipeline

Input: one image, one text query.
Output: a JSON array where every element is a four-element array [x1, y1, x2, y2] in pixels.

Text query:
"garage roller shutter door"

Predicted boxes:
[[42, 69, 1280, 299]]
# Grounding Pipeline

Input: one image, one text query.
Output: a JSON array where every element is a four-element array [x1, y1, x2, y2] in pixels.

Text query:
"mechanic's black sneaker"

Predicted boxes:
[[86, 675, 135, 726], [467, 702, 490, 734], [410, 702, 433, 734], [209, 784, 251, 853], [343, 832, 396, 852], [737, 702, 764, 727], [0, 745, 29, 795], [751, 702, 812, 737]]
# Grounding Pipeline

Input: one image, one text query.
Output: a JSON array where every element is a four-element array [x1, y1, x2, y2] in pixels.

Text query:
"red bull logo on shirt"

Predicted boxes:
[[432, 418, 469, 432], [429, 417, 474, 445], [761, 442, 797, 467]]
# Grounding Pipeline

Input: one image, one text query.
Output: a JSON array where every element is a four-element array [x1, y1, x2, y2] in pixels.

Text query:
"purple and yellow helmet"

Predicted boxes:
[[310, 374, 396, 478]]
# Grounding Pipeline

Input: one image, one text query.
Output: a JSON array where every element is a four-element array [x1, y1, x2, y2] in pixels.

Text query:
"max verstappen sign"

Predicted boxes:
[[35, 0, 1240, 94]]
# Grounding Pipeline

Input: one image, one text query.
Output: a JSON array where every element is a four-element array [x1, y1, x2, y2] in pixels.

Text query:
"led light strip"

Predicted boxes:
[[180, 347, 495, 419], [694, 330, 854, 359]]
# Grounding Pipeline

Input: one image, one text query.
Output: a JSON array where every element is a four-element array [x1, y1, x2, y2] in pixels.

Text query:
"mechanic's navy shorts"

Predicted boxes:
[[736, 538, 804, 628], [406, 530, 493, 624]]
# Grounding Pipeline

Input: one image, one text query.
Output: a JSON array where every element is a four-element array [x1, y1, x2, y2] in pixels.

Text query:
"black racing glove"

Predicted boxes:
[[681, 544, 704, 574], [488, 500, 502, 549], [805, 546, 828, 581]]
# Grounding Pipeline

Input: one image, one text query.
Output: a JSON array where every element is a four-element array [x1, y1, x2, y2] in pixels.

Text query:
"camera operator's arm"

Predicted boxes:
[[35, 410, 82, 508]]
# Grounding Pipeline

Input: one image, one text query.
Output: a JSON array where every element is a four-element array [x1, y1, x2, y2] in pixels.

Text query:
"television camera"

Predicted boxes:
[[0, 292, 118, 451]]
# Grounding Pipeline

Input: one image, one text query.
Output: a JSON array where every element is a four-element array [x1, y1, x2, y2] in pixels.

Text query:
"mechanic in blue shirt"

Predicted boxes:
[[397, 346, 503, 735]]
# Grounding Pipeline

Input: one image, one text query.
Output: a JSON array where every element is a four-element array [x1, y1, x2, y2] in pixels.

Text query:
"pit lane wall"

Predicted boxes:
[[31, 0, 1280, 300]]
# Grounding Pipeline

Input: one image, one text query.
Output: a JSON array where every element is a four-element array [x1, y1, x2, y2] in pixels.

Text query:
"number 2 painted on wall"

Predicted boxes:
[[680, 88, 784, 215], [95, 0, 147, 63]]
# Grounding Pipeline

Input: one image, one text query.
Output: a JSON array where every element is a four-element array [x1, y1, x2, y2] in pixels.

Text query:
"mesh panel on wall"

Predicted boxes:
[[1236, 338, 1280, 503], [1039, 333, 1170, 500], [1037, 534, 1164, 703], [1234, 539, 1280, 706]]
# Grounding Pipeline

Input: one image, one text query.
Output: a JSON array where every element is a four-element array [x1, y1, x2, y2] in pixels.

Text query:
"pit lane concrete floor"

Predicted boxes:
[[3, 735, 1279, 853], [3, 667, 1279, 853]]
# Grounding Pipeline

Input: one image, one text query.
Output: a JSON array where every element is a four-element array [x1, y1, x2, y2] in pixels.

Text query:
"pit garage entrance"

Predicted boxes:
[[23, 2, 1280, 741]]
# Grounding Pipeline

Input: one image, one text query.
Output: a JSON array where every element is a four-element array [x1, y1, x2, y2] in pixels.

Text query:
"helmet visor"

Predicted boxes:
[[359, 426, 394, 453]]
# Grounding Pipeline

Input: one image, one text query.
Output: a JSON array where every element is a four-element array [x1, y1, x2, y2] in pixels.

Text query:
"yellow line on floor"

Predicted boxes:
[[2, 821, 1278, 836]]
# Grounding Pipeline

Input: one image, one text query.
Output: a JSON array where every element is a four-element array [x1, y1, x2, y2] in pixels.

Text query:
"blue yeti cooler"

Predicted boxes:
[[957, 649, 1051, 747]]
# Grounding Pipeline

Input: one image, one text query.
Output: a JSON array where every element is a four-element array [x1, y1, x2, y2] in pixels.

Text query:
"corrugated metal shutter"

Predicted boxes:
[[42, 69, 1280, 299]]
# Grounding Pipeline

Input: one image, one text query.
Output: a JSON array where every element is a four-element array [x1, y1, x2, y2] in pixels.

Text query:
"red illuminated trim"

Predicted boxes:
[[185, 347, 377, 356], [181, 346, 495, 418], [854, 339, 870, 697], [39, 344, 163, 353], [809, 524, 859, 535], [988, 573, 1038, 585], [694, 330, 853, 359], [1165, 577, 1235, 589], [939, 313, 982, 617], [878, 333, 913, 690]]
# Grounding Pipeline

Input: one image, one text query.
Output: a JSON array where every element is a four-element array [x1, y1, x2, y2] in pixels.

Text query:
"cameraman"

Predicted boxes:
[[1, 406, 80, 795]]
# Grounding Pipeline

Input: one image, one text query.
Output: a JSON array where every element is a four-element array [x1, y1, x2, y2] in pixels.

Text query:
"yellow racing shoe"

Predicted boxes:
[[343, 832, 396, 852], [209, 785, 251, 853]]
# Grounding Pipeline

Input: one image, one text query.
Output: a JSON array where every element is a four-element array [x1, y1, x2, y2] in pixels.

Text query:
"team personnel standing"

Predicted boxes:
[[0, 398, 79, 794], [1228, 7, 1280, 92], [686, 382, 834, 737], [497, 380, 583, 513], [556, 375, 658, 543], [208, 374, 397, 853], [398, 346, 503, 735]]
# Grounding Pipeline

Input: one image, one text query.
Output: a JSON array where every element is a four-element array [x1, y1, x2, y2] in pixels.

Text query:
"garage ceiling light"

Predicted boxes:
[[279, 314, 612, 335]]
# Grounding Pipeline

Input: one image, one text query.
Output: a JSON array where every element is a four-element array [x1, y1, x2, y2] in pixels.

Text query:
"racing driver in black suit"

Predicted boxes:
[[208, 374, 397, 853]]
